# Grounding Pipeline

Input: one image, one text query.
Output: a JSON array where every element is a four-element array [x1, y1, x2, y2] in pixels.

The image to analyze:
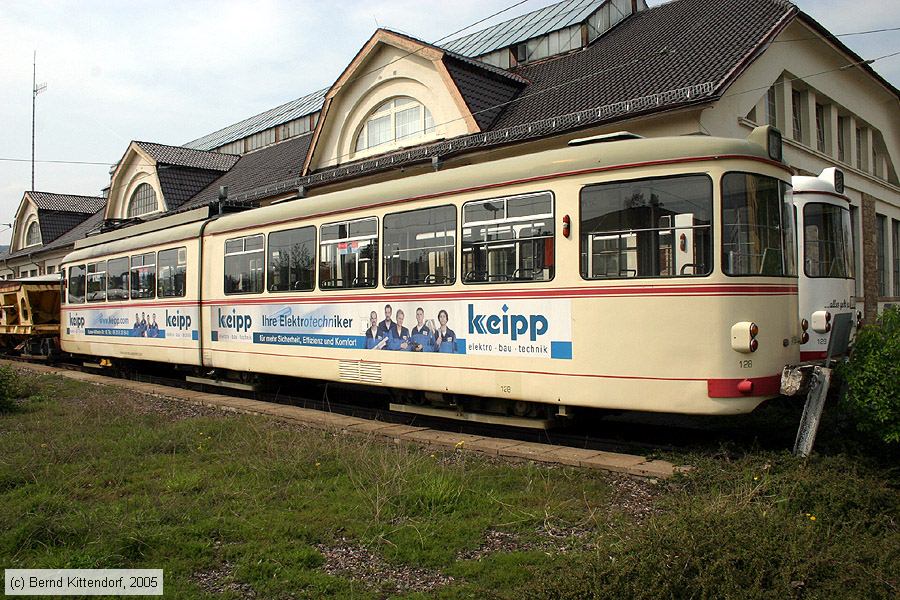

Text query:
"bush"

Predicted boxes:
[[838, 307, 900, 444], [0, 365, 24, 413]]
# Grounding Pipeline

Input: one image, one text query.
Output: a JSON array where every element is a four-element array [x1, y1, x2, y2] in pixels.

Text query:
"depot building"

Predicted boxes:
[[1, 0, 898, 321]]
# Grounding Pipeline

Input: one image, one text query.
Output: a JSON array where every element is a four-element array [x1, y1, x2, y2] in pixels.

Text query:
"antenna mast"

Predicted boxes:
[[32, 51, 47, 191]]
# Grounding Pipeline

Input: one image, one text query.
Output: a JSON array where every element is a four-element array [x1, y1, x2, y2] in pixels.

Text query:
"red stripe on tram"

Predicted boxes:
[[707, 374, 782, 398]]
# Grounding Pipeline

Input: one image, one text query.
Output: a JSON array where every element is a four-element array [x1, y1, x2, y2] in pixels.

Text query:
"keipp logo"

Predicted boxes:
[[166, 310, 192, 331], [467, 303, 548, 342], [68, 314, 85, 328], [217, 307, 252, 332]]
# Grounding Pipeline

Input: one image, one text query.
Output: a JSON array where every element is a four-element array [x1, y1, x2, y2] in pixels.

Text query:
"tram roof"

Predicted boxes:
[[203, 130, 781, 236]]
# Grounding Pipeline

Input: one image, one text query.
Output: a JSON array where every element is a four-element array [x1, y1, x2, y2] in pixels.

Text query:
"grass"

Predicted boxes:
[[0, 369, 898, 599]]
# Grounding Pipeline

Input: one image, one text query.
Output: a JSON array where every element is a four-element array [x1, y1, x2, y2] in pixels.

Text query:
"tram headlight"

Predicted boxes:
[[800, 318, 809, 332], [731, 321, 759, 353], [801, 331, 810, 344], [811, 310, 831, 334]]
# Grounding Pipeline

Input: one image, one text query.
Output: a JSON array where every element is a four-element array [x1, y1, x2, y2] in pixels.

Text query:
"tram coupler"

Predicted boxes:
[[780, 364, 815, 397]]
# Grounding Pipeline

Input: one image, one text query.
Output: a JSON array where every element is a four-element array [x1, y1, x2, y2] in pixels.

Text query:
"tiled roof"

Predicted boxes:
[[284, 0, 794, 191], [27, 192, 106, 214], [134, 141, 239, 171], [194, 0, 796, 204], [37, 210, 95, 247], [443, 55, 526, 130], [182, 89, 327, 151], [157, 167, 227, 211], [44, 210, 105, 251], [182, 133, 314, 209], [493, 0, 795, 129], [442, 0, 613, 57]]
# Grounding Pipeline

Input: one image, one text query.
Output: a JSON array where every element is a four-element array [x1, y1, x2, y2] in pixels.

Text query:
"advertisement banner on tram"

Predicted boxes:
[[65, 306, 200, 341], [210, 299, 573, 360]]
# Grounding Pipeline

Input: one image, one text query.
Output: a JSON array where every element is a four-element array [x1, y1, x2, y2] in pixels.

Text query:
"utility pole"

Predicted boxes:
[[32, 51, 47, 191]]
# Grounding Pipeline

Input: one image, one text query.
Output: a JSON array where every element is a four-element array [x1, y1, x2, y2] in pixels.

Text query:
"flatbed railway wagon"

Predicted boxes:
[[60, 126, 802, 417], [793, 168, 857, 361]]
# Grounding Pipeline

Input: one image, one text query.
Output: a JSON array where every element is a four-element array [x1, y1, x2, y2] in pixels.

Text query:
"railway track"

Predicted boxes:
[[6, 353, 800, 459]]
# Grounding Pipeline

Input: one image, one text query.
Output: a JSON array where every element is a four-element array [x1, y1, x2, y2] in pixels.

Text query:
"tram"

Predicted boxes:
[[59, 125, 802, 416], [792, 168, 857, 360]]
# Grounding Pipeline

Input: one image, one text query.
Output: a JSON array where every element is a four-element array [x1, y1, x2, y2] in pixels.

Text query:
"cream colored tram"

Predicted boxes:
[[61, 211, 206, 367], [792, 168, 857, 361], [61, 126, 801, 415]]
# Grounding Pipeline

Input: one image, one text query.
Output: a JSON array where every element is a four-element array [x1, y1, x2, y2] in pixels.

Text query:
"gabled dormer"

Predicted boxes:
[[302, 29, 527, 174], [105, 141, 239, 220], [10, 192, 106, 254]]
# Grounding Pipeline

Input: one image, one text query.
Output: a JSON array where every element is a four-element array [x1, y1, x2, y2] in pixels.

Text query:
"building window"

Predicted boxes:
[[791, 90, 803, 141], [354, 97, 434, 154], [837, 116, 846, 162], [158, 247, 187, 298], [384, 205, 456, 287], [127, 183, 158, 218], [581, 176, 712, 279], [224, 234, 265, 294], [25, 221, 41, 247], [815, 103, 825, 153], [319, 218, 377, 289], [893, 219, 900, 296], [856, 128, 863, 170], [267, 226, 315, 292], [463, 192, 555, 283], [850, 206, 862, 296], [766, 86, 777, 127], [877, 214, 888, 296]]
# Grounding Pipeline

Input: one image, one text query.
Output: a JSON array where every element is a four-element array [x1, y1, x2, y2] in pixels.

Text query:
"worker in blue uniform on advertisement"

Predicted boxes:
[[147, 314, 159, 338], [365, 310, 387, 350], [377, 304, 394, 338], [410, 307, 434, 352], [434, 309, 457, 353], [387, 309, 411, 351]]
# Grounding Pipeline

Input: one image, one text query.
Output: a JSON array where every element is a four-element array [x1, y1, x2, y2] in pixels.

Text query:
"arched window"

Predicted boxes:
[[127, 183, 158, 218], [354, 97, 434, 153], [25, 221, 41, 247]]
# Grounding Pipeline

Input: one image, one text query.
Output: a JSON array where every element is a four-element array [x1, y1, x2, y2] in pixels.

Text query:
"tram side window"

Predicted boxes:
[[86, 261, 107, 302], [580, 176, 712, 279], [462, 192, 554, 283], [130, 252, 156, 299], [803, 204, 854, 279], [268, 227, 315, 292], [319, 218, 378, 289], [107, 257, 129, 301], [67, 265, 86, 304], [722, 173, 796, 276], [158, 247, 187, 297], [224, 234, 264, 294], [384, 205, 456, 287]]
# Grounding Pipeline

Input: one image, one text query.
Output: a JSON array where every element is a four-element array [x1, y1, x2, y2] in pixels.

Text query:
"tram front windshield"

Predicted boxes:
[[802, 203, 853, 279], [722, 173, 796, 277]]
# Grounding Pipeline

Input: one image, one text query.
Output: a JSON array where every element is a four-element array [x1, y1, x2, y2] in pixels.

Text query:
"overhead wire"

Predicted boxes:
[[1, 14, 897, 180]]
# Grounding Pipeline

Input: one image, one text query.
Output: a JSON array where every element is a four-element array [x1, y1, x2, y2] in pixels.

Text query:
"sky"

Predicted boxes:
[[0, 0, 897, 245]]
